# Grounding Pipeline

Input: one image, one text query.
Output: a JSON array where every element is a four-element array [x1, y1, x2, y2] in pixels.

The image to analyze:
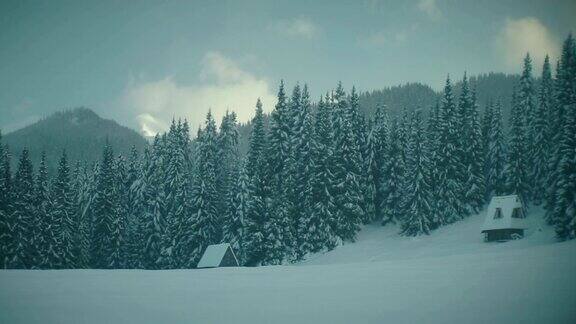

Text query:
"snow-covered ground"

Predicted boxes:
[[1, 209, 575, 324]]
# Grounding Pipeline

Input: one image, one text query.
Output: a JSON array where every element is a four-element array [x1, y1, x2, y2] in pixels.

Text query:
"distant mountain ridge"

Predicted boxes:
[[3, 107, 148, 174], [3, 73, 520, 167]]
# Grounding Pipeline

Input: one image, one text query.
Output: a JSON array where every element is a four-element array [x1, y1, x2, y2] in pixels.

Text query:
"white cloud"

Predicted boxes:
[[119, 51, 276, 137], [417, 0, 442, 20], [495, 17, 560, 71], [360, 25, 417, 48], [270, 17, 321, 40], [362, 31, 407, 47]]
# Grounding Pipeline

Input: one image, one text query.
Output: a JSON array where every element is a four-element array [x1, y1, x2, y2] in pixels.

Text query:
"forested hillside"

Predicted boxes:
[[0, 35, 574, 270]]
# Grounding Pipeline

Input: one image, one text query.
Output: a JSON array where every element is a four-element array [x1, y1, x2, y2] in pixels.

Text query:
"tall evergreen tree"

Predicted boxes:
[[400, 110, 434, 236], [133, 138, 167, 269], [426, 102, 442, 226], [292, 85, 321, 258], [380, 118, 406, 225], [366, 104, 389, 222], [107, 155, 130, 269], [264, 81, 294, 263], [308, 95, 337, 251], [8, 149, 36, 268], [162, 120, 193, 268], [531, 55, 554, 205], [505, 87, 530, 205], [190, 112, 221, 266], [485, 101, 507, 198], [0, 132, 11, 268], [51, 151, 78, 268], [91, 142, 118, 268], [436, 77, 467, 225], [223, 165, 249, 265], [124, 146, 142, 268], [482, 101, 494, 197], [34, 152, 55, 268], [244, 99, 270, 265], [73, 161, 93, 269], [350, 87, 375, 223], [218, 111, 240, 220], [331, 83, 363, 241], [463, 89, 486, 212], [547, 34, 576, 240], [517, 54, 537, 198]]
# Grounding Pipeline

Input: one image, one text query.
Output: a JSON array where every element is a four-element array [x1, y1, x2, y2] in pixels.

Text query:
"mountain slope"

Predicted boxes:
[[3, 108, 147, 174]]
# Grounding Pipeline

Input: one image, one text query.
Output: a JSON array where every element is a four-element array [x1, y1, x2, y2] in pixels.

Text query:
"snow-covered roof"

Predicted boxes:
[[481, 195, 528, 231], [197, 243, 237, 268]]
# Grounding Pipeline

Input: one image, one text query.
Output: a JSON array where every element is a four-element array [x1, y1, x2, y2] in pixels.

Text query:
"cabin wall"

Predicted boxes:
[[219, 249, 239, 267], [483, 229, 524, 242]]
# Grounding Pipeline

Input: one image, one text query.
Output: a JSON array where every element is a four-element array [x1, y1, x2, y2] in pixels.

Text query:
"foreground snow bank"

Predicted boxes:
[[1, 210, 575, 324]]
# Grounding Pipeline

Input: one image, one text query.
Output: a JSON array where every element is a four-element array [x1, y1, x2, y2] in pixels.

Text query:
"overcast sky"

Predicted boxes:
[[1, 0, 574, 135]]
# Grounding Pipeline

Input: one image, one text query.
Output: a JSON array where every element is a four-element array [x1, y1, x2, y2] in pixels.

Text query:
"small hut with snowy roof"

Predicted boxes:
[[481, 195, 527, 242], [197, 243, 239, 268]]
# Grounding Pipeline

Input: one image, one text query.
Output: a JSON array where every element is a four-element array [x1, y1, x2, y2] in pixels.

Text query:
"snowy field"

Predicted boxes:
[[1, 209, 575, 324]]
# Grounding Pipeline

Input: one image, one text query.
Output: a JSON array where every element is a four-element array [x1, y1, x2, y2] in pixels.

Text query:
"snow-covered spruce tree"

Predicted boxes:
[[0, 132, 11, 268], [436, 76, 467, 226], [8, 149, 36, 268], [131, 140, 166, 269], [545, 51, 568, 225], [244, 99, 270, 266], [485, 101, 507, 198], [263, 196, 292, 265], [284, 83, 304, 260], [218, 111, 240, 221], [190, 112, 221, 266], [505, 87, 530, 206], [456, 74, 484, 211], [51, 151, 78, 268], [158, 120, 180, 269], [291, 85, 320, 259], [72, 161, 93, 269], [481, 101, 494, 198], [456, 73, 473, 170], [308, 95, 338, 251], [547, 34, 576, 240], [124, 146, 142, 268], [400, 110, 434, 236], [34, 152, 55, 269], [161, 120, 194, 269], [223, 164, 249, 265], [380, 118, 406, 225], [516, 54, 537, 198], [90, 141, 118, 269], [106, 155, 129, 269], [264, 81, 294, 263], [331, 83, 363, 241], [367, 104, 389, 221], [174, 120, 196, 268], [531, 55, 554, 205], [350, 87, 375, 224], [267, 81, 291, 196], [463, 89, 486, 212], [426, 102, 442, 226]]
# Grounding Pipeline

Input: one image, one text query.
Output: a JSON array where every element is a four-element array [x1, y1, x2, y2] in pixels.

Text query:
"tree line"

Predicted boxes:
[[0, 35, 575, 270]]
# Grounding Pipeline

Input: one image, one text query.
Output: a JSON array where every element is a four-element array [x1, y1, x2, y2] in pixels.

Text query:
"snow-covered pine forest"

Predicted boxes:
[[0, 35, 575, 270]]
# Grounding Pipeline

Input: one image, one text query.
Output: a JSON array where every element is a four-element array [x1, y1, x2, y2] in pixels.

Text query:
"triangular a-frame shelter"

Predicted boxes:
[[196, 243, 240, 268]]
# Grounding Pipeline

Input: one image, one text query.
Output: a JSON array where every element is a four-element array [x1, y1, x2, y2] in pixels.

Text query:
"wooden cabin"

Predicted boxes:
[[481, 195, 527, 242], [197, 243, 240, 268]]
